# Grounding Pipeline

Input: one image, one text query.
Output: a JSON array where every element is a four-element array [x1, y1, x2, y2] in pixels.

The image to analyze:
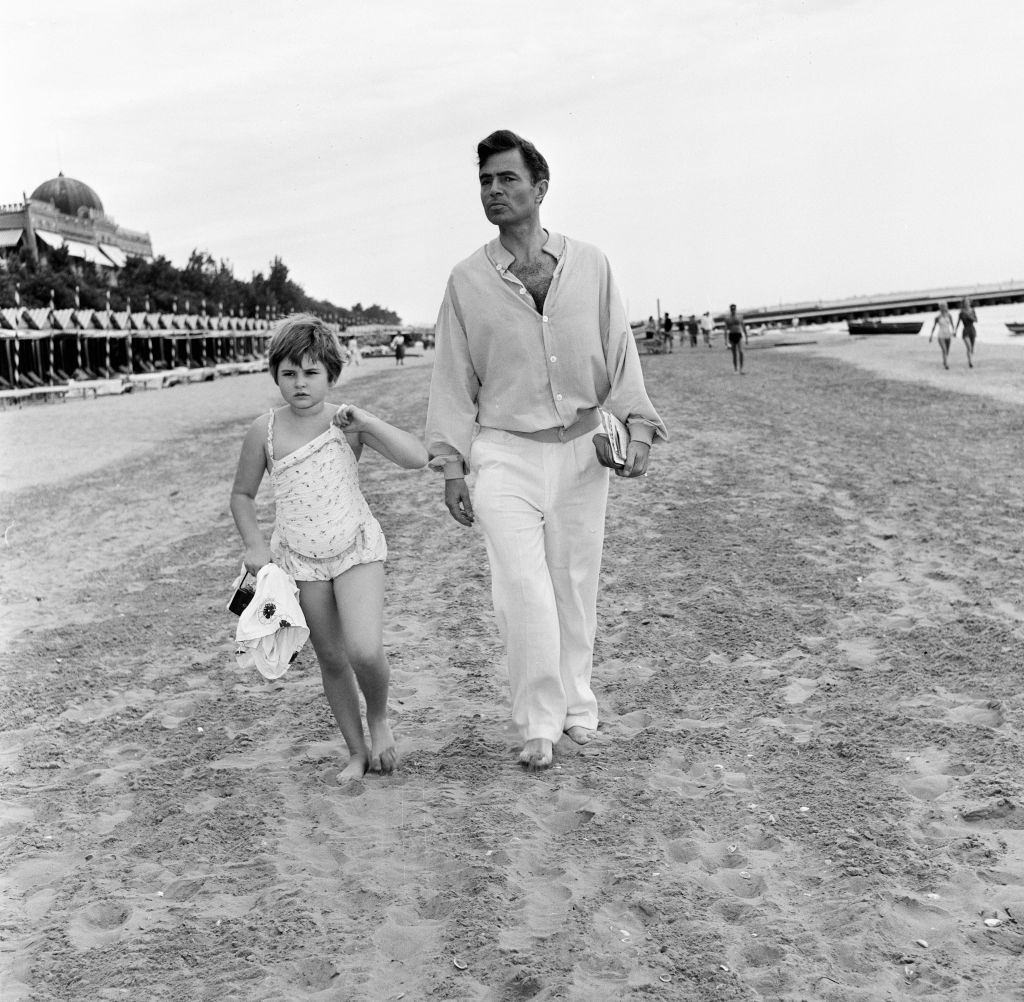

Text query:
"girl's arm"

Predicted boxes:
[[230, 416, 274, 573], [334, 406, 427, 470]]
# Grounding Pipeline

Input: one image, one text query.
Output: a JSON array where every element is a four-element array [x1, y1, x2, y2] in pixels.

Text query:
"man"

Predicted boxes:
[[426, 130, 666, 769], [725, 303, 748, 373], [661, 312, 674, 352]]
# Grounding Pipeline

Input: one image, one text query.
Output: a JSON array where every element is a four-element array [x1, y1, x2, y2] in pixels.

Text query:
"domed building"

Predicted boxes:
[[0, 172, 153, 269], [31, 174, 106, 216]]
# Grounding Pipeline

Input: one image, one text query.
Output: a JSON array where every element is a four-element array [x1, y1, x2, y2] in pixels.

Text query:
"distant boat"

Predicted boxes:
[[1006, 322, 1024, 336], [848, 320, 923, 336]]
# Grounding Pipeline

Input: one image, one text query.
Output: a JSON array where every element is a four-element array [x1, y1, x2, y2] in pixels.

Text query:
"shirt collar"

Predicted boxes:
[[486, 230, 565, 273]]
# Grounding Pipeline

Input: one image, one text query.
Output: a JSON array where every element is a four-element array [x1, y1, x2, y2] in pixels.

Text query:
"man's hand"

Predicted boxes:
[[444, 478, 475, 526], [617, 441, 650, 478], [592, 433, 620, 471], [593, 435, 650, 478]]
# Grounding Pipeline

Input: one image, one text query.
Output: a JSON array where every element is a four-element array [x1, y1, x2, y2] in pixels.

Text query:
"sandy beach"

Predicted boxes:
[[2, 334, 1023, 1000]]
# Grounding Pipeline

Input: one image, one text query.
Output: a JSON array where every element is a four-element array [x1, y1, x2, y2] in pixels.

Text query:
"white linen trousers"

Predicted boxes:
[[470, 427, 610, 743]]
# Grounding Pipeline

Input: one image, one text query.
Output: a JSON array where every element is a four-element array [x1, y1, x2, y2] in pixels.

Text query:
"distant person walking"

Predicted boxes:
[[700, 311, 714, 347], [346, 336, 361, 366], [929, 302, 954, 370], [955, 297, 977, 368], [725, 304, 748, 374], [662, 312, 674, 352], [687, 314, 699, 348], [390, 332, 406, 366]]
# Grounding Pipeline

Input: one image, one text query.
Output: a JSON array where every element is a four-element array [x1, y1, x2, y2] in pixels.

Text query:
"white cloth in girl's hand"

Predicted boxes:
[[234, 564, 309, 679]]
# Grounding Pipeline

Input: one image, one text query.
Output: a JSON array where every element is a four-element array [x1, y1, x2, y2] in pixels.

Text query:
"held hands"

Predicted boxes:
[[593, 434, 650, 478], [332, 404, 373, 433], [444, 478, 475, 527]]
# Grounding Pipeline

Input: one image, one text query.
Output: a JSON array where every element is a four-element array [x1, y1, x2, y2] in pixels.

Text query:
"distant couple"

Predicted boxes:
[[930, 298, 977, 370]]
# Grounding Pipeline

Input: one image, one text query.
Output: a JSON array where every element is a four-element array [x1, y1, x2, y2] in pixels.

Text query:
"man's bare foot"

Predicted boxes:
[[518, 738, 553, 770], [337, 753, 369, 783], [369, 720, 398, 774], [564, 725, 596, 745]]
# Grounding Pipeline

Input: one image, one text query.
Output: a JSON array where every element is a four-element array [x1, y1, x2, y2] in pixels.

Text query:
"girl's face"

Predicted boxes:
[[277, 353, 334, 411]]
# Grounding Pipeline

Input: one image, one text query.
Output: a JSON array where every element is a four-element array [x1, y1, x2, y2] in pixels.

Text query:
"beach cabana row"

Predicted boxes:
[[0, 308, 306, 404]]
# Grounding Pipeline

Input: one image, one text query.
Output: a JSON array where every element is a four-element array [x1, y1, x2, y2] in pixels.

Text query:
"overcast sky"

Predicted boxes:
[[5, 1, 1021, 324]]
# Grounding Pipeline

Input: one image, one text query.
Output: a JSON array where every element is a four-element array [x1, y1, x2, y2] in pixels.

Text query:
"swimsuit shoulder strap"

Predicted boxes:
[[266, 409, 276, 463]]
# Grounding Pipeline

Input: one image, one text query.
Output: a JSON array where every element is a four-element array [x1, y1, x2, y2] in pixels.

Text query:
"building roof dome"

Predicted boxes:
[[30, 172, 104, 216]]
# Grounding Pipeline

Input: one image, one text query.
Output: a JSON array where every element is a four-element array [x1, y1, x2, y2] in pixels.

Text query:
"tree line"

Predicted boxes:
[[0, 245, 400, 326]]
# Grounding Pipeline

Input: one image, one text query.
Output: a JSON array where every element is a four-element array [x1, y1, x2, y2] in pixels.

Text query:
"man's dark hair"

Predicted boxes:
[[477, 130, 550, 185]]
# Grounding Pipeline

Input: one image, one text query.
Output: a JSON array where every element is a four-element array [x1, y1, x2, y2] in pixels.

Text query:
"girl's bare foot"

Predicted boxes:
[[369, 720, 397, 774], [564, 725, 596, 745], [337, 752, 369, 783], [519, 738, 553, 770]]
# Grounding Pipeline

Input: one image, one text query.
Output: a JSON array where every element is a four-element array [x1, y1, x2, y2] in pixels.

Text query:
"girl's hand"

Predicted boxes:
[[243, 545, 273, 576], [332, 404, 372, 433]]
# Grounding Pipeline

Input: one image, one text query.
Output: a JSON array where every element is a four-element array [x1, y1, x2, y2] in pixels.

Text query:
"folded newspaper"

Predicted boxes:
[[598, 408, 630, 467]]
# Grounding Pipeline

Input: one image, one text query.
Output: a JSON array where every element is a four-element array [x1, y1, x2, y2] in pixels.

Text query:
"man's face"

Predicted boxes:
[[479, 149, 546, 227]]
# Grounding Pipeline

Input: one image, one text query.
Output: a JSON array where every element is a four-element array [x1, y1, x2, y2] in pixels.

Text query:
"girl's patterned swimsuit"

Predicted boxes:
[[266, 408, 387, 581]]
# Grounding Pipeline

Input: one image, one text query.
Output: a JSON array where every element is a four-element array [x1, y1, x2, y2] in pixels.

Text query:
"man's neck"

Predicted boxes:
[[497, 219, 547, 263]]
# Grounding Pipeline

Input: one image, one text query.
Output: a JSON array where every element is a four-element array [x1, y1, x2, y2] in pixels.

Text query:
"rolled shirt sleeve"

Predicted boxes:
[[425, 276, 481, 478]]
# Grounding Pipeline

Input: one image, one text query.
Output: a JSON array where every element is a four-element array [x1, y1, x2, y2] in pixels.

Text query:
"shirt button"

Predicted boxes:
[[556, 393, 563, 401], [542, 316, 549, 322], [550, 355, 557, 362], [519, 288, 526, 295]]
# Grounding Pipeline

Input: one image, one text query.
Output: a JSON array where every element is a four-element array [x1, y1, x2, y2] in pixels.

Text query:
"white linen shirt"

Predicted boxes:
[[426, 231, 667, 476]]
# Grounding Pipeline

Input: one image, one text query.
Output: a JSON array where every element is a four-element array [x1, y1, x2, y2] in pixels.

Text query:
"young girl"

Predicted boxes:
[[230, 313, 427, 780]]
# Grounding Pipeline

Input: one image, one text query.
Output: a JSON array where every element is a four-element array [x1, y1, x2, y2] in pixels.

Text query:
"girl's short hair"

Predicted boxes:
[[268, 313, 345, 383]]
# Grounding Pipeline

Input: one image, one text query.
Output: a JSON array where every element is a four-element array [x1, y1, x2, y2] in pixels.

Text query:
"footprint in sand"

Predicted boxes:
[[899, 690, 1004, 729], [59, 688, 156, 724], [606, 708, 652, 739], [382, 619, 428, 647], [516, 788, 601, 836], [648, 752, 754, 800], [836, 636, 882, 670], [780, 676, 819, 705], [898, 747, 972, 802], [498, 867, 575, 949], [68, 900, 132, 950]]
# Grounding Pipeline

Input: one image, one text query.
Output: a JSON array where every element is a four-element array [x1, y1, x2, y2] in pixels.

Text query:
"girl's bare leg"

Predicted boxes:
[[298, 580, 370, 779], [333, 562, 397, 773]]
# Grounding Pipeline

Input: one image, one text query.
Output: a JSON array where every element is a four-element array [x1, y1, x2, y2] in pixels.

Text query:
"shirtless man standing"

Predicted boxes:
[[425, 129, 666, 769], [725, 303, 748, 373]]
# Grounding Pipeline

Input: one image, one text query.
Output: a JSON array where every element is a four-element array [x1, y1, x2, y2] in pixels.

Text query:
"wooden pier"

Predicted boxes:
[[731, 280, 1024, 329]]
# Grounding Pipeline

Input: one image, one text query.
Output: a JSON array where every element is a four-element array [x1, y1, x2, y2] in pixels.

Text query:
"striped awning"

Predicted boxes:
[[62, 239, 110, 266], [0, 229, 23, 248], [99, 243, 128, 267], [34, 230, 62, 248]]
